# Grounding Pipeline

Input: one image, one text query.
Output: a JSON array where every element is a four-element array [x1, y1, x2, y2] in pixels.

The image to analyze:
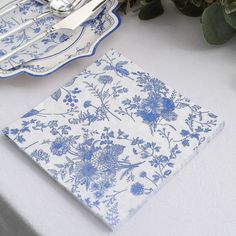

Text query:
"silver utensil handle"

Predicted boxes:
[[0, 28, 54, 63], [0, 12, 50, 42], [0, 0, 28, 17], [71, 0, 87, 9]]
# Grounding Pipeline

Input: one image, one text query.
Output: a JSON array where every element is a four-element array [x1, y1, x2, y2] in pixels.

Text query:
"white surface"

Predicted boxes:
[[0, 2, 236, 236]]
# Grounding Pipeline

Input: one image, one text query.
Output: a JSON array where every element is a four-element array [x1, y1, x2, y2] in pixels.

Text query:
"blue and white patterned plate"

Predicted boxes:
[[3, 49, 224, 229], [0, 0, 121, 79]]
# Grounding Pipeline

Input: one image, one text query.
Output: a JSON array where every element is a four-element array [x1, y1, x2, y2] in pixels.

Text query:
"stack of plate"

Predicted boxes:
[[0, 0, 120, 79]]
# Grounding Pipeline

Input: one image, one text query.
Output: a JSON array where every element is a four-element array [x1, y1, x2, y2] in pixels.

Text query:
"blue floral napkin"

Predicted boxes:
[[3, 49, 224, 229]]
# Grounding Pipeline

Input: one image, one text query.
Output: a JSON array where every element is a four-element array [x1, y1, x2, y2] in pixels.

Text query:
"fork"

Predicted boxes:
[[0, 0, 106, 70], [0, 0, 86, 42]]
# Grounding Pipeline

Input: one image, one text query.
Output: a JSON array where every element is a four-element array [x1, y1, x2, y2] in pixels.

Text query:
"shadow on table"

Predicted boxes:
[[0, 195, 40, 236]]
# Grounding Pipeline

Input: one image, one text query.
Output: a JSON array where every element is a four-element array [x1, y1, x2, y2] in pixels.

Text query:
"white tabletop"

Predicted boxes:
[[0, 2, 236, 236]]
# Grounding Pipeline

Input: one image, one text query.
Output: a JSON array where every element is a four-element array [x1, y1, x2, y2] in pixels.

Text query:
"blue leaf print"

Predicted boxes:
[[10, 129, 19, 135], [182, 139, 190, 147], [59, 34, 69, 43], [115, 61, 129, 77], [65, 77, 76, 87], [83, 100, 92, 108], [208, 113, 217, 119], [0, 49, 6, 56], [164, 170, 171, 176], [180, 129, 189, 136], [22, 109, 40, 118], [17, 135, 25, 143], [51, 89, 62, 101], [34, 27, 41, 33]]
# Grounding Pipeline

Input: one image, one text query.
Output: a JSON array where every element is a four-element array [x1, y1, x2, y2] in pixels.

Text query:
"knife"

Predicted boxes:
[[0, 0, 106, 70], [0, 0, 88, 43]]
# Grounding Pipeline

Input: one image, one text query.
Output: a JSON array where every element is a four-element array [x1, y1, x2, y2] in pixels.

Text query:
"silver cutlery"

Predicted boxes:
[[39, 0, 87, 17], [0, 0, 29, 18], [0, 0, 52, 17], [0, 0, 86, 42], [0, 0, 106, 68]]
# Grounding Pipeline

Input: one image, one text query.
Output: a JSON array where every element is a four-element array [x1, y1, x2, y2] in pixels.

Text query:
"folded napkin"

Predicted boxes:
[[3, 49, 224, 229]]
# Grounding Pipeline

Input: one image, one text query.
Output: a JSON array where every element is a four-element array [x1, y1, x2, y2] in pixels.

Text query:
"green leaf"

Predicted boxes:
[[191, 0, 202, 7], [221, 0, 236, 14], [201, 3, 235, 44], [118, 2, 128, 14], [138, 0, 164, 20], [224, 11, 236, 29], [173, 0, 204, 16]]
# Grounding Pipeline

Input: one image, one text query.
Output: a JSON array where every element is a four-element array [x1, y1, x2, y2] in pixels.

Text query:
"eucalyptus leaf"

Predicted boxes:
[[118, 2, 128, 14], [202, 2, 235, 44], [224, 11, 236, 29], [222, 0, 236, 14], [174, 0, 204, 16], [139, 0, 164, 20], [191, 0, 202, 7]]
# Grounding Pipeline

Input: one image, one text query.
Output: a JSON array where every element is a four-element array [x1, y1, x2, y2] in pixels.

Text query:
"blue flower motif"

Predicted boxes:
[[94, 191, 104, 199], [31, 149, 49, 163], [130, 182, 144, 196], [98, 75, 113, 84], [91, 144, 124, 171], [50, 137, 70, 156], [91, 183, 100, 190], [137, 94, 162, 123], [149, 155, 169, 168], [161, 97, 175, 113], [161, 111, 177, 122], [17, 135, 25, 144], [137, 95, 177, 125], [82, 8, 106, 35], [63, 94, 79, 107], [78, 146, 94, 161], [73, 161, 99, 190], [50, 32, 58, 40], [81, 162, 97, 177], [102, 181, 112, 189], [48, 120, 58, 128], [68, 141, 125, 191]]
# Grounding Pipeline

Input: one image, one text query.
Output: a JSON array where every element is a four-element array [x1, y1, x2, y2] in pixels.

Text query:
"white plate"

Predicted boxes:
[[0, 0, 121, 79]]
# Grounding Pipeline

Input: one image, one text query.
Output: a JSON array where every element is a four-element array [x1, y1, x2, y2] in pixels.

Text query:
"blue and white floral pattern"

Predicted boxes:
[[0, 0, 120, 78], [3, 49, 224, 229]]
